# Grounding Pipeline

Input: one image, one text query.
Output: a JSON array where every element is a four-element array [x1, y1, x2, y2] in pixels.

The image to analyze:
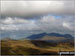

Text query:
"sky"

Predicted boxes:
[[0, 0, 75, 39]]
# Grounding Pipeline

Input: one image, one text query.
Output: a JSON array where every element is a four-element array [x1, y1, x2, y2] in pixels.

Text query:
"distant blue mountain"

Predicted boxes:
[[27, 33, 47, 40], [48, 33, 73, 38], [27, 32, 74, 40]]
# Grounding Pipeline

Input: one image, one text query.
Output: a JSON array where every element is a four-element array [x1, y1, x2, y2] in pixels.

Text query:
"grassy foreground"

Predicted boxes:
[[1, 40, 74, 55]]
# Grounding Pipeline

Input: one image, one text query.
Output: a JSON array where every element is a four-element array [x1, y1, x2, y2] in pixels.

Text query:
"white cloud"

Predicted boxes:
[[63, 22, 70, 29], [0, 17, 40, 30], [2, 17, 14, 24], [62, 22, 75, 30], [0, 15, 75, 31], [40, 15, 55, 23], [1, 1, 74, 17], [0, 17, 30, 24]]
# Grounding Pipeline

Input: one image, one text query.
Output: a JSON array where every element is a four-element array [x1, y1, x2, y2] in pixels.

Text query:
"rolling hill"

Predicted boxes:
[[1, 40, 74, 55]]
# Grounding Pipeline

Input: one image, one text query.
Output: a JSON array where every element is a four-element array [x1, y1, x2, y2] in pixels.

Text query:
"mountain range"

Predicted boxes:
[[26, 33, 74, 41]]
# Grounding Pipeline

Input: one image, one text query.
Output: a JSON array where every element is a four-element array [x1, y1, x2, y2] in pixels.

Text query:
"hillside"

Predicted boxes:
[[1, 40, 74, 55], [1, 33, 74, 55]]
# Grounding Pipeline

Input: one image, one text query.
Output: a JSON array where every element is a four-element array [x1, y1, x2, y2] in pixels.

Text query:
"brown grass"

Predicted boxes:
[[1, 40, 74, 55]]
